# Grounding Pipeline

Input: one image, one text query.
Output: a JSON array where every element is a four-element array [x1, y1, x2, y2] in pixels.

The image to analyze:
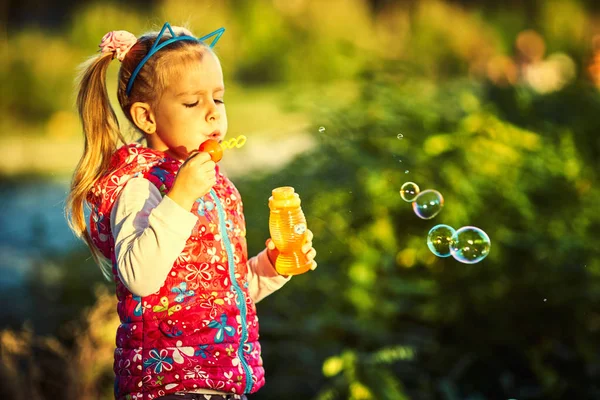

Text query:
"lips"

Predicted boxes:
[[209, 130, 221, 140]]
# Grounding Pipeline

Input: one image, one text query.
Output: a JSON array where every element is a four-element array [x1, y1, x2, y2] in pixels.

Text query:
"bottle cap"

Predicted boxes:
[[269, 186, 301, 208]]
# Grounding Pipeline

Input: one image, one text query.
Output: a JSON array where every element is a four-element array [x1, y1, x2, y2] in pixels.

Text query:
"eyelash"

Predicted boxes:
[[184, 100, 224, 108]]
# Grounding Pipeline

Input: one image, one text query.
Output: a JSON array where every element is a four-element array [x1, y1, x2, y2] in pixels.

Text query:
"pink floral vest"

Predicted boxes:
[[87, 144, 264, 400]]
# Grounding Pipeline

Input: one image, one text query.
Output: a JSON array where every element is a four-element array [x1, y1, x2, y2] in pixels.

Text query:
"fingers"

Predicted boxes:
[[302, 230, 316, 267], [185, 152, 216, 181], [301, 229, 314, 252], [302, 229, 317, 270], [181, 149, 201, 165], [306, 229, 314, 242], [191, 152, 214, 167], [181, 150, 213, 169], [264, 236, 317, 272], [301, 240, 313, 254], [187, 149, 201, 159], [266, 238, 314, 258]]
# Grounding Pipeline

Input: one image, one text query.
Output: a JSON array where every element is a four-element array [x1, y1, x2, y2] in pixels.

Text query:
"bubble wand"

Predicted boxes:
[[198, 135, 247, 162]]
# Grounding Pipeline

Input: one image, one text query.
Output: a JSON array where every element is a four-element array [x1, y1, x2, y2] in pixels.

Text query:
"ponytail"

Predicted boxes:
[[65, 52, 126, 279], [66, 25, 210, 279]]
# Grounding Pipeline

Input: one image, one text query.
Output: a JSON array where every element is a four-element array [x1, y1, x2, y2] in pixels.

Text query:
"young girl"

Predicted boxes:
[[65, 23, 317, 400]]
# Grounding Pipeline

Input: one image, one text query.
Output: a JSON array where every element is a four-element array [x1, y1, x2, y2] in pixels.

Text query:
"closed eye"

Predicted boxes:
[[183, 101, 199, 108], [184, 100, 223, 107]]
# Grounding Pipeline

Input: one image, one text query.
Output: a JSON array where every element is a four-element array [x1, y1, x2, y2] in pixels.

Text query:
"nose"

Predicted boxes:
[[206, 101, 220, 122]]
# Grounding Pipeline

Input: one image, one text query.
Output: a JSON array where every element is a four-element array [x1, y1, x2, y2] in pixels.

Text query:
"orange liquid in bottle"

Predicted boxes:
[[268, 187, 312, 275]]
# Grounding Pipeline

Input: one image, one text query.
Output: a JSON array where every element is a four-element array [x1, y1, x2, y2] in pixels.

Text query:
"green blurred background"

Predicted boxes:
[[1, 0, 600, 399]]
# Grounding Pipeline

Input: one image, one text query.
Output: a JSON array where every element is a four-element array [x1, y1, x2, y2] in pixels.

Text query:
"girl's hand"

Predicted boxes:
[[265, 229, 317, 272], [169, 151, 217, 210]]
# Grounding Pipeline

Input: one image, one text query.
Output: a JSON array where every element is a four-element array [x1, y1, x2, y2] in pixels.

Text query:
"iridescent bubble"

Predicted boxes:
[[412, 189, 444, 219], [449, 226, 491, 264], [427, 224, 456, 257], [399, 182, 420, 202], [319, 126, 326, 133]]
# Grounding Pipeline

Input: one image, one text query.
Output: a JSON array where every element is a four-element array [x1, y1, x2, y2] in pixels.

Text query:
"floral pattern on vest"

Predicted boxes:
[[87, 144, 264, 400]]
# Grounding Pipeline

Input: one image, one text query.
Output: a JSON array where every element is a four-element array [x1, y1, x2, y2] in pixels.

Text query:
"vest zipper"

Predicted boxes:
[[210, 189, 253, 393]]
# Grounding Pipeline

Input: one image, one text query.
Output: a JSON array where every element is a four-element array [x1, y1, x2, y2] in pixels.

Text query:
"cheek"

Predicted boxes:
[[155, 106, 178, 129], [220, 108, 228, 134], [221, 109, 228, 130]]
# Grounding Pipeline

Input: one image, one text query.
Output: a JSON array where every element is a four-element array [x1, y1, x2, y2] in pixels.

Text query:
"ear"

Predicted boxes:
[[130, 102, 157, 134]]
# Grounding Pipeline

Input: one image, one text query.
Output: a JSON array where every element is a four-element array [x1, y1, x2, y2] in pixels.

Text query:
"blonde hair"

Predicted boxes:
[[65, 27, 213, 278]]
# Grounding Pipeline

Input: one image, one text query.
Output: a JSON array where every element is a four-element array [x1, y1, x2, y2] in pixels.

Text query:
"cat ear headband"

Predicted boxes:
[[99, 22, 225, 96]]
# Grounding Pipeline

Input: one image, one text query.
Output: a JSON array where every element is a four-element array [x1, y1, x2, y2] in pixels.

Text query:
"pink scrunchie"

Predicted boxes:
[[99, 30, 137, 61]]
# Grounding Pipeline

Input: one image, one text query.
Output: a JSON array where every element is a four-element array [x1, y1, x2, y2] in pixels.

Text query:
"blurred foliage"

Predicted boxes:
[[2, 0, 600, 399], [0, 285, 118, 400], [238, 67, 600, 399], [4, 0, 600, 141]]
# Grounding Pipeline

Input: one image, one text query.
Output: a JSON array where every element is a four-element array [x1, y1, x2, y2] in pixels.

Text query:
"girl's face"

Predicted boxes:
[[149, 51, 227, 161]]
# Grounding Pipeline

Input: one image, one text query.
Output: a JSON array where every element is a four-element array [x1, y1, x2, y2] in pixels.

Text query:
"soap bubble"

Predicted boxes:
[[412, 189, 444, 219], [319, 126, 326, 133], [450, 226, 491, 264], [399, 182, 420, 202], [427, 224, 456, 257], [397, 133, 404, 139]]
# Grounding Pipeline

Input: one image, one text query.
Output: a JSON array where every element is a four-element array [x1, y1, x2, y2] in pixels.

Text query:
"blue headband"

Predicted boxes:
[[126, 22, 225, 96]]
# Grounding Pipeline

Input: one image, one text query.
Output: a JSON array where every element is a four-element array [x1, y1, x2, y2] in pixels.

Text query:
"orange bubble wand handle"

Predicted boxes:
[[198, 139, 223, 162]]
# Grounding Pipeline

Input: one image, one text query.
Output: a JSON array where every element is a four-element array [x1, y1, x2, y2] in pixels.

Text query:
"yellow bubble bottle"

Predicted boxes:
[[268, 187, 312, 275]]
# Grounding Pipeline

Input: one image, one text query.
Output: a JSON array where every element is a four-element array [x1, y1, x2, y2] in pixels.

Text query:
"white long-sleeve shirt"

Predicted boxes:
[[110, 177, 290, 303]]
